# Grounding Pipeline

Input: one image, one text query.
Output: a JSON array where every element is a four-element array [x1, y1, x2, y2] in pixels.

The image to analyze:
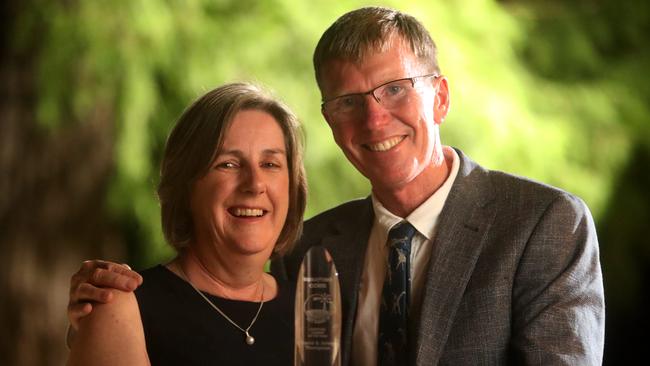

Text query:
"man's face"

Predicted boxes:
[[319, 37, 450, 194]]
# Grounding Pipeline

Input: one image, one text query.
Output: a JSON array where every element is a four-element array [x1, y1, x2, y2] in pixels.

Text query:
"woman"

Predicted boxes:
[[67, 82, 307, 365]]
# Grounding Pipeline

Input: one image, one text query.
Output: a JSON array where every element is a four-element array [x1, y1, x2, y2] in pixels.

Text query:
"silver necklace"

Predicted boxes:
[[176, 264, 264, 346]]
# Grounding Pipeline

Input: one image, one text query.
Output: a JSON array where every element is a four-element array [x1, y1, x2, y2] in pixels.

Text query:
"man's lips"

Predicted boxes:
[[363, 135, 405, 152]]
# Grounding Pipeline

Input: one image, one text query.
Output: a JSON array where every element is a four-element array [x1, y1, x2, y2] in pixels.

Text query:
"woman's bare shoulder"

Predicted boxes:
[[88, 289, 140, 323], [67, 290, 150, 366]]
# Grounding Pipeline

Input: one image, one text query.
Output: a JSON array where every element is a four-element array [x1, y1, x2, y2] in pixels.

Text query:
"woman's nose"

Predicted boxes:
[[240, 166, 266, 194]]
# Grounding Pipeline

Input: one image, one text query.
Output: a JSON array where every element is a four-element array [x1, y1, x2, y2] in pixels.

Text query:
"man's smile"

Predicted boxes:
[[364, 136, 406, 152]]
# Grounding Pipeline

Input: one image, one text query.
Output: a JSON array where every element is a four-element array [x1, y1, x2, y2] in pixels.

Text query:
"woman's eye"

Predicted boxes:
[[215, 161, 237, 169], [262, 162, 281, 169]]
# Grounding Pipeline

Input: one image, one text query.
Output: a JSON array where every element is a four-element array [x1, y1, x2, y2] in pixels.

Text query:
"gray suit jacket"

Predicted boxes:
[[273, 149, 604, 365]]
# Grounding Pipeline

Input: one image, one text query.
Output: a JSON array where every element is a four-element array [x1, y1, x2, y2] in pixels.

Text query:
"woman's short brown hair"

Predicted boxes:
[[313, 6, 440, 89], [157, 82, 307, 256]]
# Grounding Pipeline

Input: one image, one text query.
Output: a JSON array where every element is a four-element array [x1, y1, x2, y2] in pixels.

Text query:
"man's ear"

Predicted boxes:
[[321, 108, 334, 127], [433, 76, 450, 125]]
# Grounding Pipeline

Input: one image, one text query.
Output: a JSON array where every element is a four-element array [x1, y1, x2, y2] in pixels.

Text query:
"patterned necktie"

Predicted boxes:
[[378, 221, 416, 366]]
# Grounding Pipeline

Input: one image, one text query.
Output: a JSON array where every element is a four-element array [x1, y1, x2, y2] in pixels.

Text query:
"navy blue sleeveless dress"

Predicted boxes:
[[135, 265, 294, 366]]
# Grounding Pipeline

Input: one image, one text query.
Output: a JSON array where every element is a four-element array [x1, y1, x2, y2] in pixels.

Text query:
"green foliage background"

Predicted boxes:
[[10, 0, 649, 361]]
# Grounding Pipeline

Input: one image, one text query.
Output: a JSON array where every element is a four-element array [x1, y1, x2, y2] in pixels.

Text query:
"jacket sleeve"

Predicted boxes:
[[510, 193, 605, 365]]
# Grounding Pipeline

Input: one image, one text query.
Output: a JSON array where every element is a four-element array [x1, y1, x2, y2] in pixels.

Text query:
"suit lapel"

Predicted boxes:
[[414, 150, 497, 365], [319, 198, 374, 366]]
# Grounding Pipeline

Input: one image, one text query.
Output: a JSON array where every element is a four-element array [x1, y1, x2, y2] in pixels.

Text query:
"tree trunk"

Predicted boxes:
[[1, 2, 126, 364]]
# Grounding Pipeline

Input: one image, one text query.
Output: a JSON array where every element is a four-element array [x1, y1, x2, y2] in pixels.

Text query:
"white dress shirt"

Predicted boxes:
[[352, 146, 460, 365]]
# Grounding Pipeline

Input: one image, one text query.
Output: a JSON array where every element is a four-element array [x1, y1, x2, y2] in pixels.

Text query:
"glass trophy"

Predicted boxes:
[[294, 246, 341, 366]]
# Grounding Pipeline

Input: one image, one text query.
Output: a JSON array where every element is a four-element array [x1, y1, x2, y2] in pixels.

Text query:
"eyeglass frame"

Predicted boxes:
[[320, 73, 440, 116]]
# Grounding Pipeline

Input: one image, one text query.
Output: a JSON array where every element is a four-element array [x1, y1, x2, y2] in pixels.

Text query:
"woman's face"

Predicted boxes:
[[190, 109, 290, 258]]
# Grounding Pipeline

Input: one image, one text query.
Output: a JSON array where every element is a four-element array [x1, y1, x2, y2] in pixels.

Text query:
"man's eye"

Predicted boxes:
[[337, 96, 358, 108], [384, 84, 405, 96]]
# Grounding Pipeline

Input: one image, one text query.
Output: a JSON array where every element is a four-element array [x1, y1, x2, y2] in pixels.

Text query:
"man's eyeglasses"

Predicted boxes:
[[321, 73, 439, 120]]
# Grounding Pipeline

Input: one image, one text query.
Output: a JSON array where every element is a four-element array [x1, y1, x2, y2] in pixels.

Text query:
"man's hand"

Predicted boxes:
[[68, 260, 143, 330]]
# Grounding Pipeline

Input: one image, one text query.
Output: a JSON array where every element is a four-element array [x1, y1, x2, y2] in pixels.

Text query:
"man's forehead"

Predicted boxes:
[[320, 47, 424, 85], [326, 33, 407, 65]]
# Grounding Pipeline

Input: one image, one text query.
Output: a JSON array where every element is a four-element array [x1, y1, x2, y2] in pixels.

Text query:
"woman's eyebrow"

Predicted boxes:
[[262, 148, 286, 156], [216, 148, 286, 156]]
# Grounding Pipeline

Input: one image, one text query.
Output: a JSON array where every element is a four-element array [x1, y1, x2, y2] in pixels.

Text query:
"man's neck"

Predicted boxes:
[[372, 148, 454, 218]]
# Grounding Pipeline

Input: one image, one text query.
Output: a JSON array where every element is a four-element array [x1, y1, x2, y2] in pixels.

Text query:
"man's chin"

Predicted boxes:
[[368, 172, 415, 193]]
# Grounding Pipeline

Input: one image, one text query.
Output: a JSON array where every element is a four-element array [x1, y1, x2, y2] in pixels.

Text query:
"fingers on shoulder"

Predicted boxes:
[[81, 289, 140, 327], [83, 265, 142, 290], [101, 289, 138, 309]]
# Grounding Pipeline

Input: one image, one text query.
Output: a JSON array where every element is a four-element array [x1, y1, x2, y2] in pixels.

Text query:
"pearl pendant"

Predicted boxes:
[[245, 332, 255, 345]]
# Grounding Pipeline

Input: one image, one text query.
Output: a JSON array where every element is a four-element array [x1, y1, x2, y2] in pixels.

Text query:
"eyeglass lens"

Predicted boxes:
[[326, 79, 414, 116]]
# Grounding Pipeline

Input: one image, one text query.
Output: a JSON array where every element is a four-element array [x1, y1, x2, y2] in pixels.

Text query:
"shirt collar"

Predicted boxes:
[[371, 146, 460, 241]]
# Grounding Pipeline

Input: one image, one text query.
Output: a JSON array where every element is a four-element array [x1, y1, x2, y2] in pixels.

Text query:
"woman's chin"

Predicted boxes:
[[229, 240, 275, 258]]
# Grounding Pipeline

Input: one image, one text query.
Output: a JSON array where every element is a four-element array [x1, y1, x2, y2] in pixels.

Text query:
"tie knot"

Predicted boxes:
[[387, 221, 416, 249]]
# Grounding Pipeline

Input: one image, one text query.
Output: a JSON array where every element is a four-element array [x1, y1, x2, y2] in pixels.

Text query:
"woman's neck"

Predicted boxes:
[[169, 248, 270, 302]]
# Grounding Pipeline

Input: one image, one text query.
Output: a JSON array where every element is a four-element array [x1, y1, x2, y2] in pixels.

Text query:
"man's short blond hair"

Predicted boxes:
[[313, 6, 440, 90]]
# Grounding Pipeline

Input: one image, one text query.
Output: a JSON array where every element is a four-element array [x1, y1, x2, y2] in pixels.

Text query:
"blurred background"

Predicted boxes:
[[1, 0, 648, 364]]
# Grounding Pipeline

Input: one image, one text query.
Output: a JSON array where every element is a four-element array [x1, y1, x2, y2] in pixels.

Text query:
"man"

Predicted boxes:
[[67, 7, 604, 365]]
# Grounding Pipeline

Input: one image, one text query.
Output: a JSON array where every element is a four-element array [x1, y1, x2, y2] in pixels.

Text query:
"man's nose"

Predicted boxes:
[[361, 93, 390, 128]]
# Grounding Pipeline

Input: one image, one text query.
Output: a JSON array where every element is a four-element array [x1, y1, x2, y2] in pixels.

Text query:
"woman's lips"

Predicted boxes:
[[229, 207, 266, 217]]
